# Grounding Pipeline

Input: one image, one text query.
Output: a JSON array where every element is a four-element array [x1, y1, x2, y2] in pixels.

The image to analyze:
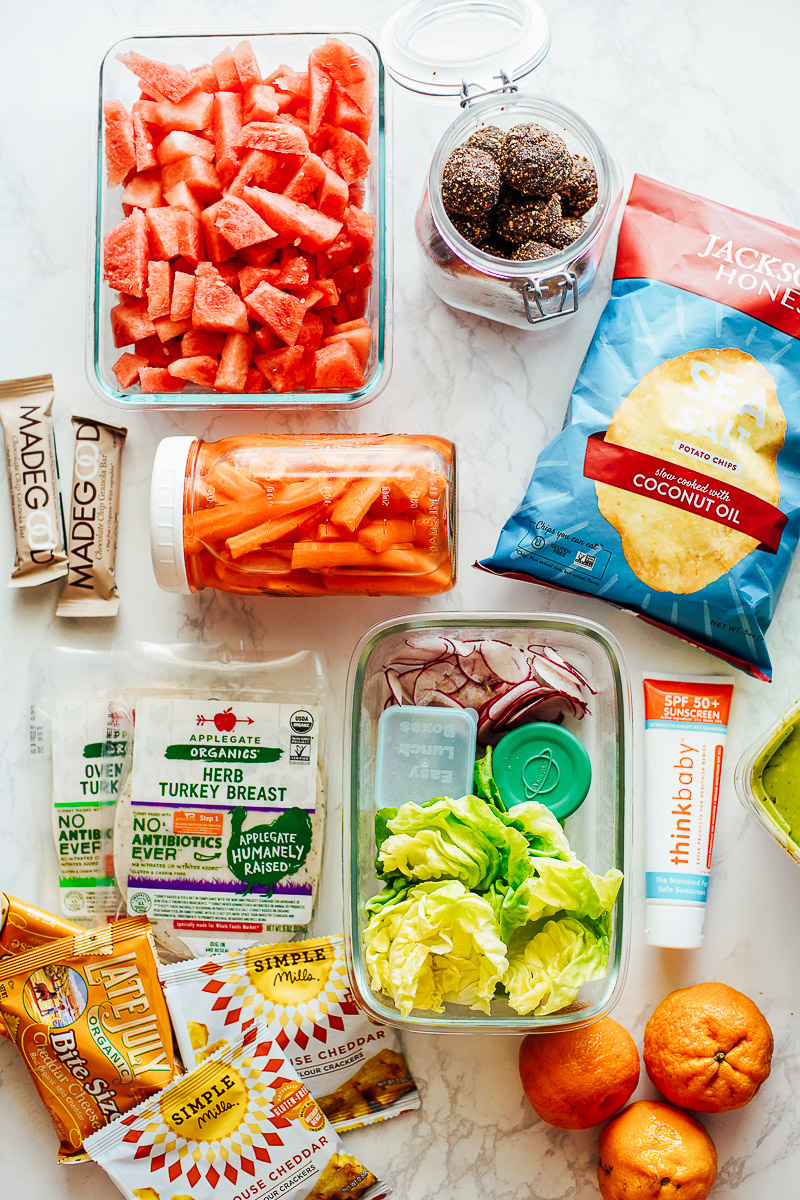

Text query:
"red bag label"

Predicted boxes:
[[615, 175, 800, 338], [583, 432, 787, 552]]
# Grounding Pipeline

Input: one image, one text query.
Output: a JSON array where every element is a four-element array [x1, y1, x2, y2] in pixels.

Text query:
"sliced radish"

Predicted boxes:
[[531, 654, 588, 704], [427, 692, 465, 709], [480, 639, 531, 685], [459, 648, 494, 684], [483, 680, 549, 724], [413, 661, 467, 704], [385, 668, 406, 705], [536, 645, 595, 693]]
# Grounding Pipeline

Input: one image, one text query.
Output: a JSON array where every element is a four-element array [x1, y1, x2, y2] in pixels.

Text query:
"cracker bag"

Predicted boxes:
[[85, 1021, 390, 1200], [0, 915, 179, 1162], [0, 893, 83, 1040], [480, 175, 800, 679], [161, 935, 419, 1132]]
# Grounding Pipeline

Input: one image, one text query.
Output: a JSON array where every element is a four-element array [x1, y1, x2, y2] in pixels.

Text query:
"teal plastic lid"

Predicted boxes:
[[492, 722, 591, 820]]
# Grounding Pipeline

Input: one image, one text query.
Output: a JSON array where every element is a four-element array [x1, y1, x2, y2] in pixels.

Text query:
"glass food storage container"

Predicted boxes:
[[380, 0, 622, 329], [89, 32, 390, 409], [150, 433, 456, 597], [344, 612, 631, 1034], [735, 699, 800, 870]]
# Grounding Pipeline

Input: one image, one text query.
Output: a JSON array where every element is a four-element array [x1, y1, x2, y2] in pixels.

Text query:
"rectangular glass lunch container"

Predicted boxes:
[[89, 32, 390, 410], [344, 612, 632, 1034], [735, 699, 800, 869]]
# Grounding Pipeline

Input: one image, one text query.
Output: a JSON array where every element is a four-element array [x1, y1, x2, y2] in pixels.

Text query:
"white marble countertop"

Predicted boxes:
[[2, 0, 800, 1196]]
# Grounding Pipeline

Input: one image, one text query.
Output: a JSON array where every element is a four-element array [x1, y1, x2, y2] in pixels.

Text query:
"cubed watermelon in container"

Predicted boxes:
[[90, 31, 389, 408]]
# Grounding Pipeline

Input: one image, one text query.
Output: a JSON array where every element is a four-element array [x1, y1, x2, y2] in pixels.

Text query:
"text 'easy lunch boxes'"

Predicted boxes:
[[380, 0, 622, 329], [344, 612, 631, 1034], [150, 434, 456, 596], [90, 31, 390, 409]]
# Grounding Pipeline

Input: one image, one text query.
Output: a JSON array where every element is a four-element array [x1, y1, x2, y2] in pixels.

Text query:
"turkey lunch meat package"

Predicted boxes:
[[481, 174, 800, 680]]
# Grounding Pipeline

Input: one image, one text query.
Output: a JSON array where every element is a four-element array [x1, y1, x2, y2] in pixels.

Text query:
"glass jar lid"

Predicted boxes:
[[380, 0, 551, 99]]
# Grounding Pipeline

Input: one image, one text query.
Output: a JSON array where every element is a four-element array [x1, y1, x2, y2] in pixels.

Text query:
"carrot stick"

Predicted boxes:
[[329, 477, 389, 532], [321, 560, 455, 594], [227, 503, 325, 559], [291, 541, 433, 573], [358, 518, 418, 554], [204, 461, 265, 501]]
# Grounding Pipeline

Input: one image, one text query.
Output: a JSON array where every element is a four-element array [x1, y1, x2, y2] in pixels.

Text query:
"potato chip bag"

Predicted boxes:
[[0, 915, 179, 1162], [481, 175, 800, 679], [85, 1021, 390, 1200], [161, 935, 419, 1132]]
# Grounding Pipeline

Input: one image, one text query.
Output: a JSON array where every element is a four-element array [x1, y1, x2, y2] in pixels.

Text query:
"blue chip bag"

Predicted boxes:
[[480, 175, 800, 680]]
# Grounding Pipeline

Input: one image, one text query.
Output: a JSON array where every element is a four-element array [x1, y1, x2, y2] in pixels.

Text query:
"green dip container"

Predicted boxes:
[[735, 699, 800, 867]]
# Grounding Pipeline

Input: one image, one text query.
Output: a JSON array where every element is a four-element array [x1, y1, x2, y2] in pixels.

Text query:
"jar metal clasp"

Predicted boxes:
[[522, 270, 579, 324], [459, 69, 518, 108]]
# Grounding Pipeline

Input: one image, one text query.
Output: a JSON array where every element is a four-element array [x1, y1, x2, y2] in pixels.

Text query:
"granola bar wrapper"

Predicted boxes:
[[85, 1020, 390, 1200], [57, 413, 127, 617], [161, 935, 420, 1132], [0, 374, 68, 587], [0, 892, 83, 1039], [0, 915, 179, 1163]]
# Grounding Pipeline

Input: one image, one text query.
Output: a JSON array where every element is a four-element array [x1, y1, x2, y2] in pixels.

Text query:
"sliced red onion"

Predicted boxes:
[[480, 639, 531, 685]]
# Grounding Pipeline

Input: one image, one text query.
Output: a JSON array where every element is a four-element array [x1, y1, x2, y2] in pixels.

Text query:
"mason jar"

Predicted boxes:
[[381, 0, 623, 329]]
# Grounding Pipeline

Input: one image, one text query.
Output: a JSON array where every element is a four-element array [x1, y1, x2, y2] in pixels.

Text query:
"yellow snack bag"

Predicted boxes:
[[0, 915, 179, 1162]]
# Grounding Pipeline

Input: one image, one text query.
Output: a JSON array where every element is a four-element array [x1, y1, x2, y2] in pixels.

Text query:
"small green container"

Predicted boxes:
[[735, 698, 800, 868]]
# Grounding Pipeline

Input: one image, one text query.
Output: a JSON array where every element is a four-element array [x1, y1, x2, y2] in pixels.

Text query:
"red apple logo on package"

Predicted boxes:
[[214, 707, 236, 732]]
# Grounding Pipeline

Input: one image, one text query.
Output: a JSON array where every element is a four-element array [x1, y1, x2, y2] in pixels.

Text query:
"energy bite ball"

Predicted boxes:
[[441, 146, 501, 217], [495, 191, 562, 245], [501, 124, 572, 197], [464, 125, 507, 163], [450, 212, 493, 247], [511, 240, 558, 262], [550, 217, 587, 249], [561, 155, 598, 217]]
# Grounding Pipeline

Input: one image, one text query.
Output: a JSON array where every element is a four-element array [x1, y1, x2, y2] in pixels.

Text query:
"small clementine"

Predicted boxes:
[[644, 981, 773, 1113], [597, 1100, 717, 1200], [518, 1015, 639, 1129]]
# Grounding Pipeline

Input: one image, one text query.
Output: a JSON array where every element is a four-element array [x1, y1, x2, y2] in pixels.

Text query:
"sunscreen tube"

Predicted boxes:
[[643, 675, 734, 948]]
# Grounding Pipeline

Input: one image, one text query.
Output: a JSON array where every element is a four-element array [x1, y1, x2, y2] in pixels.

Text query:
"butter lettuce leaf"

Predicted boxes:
[[363, 880, 508, 1016], [503, 915, 611, 1016], [377, 794, 530, 892], [499, 800, 574, 860]]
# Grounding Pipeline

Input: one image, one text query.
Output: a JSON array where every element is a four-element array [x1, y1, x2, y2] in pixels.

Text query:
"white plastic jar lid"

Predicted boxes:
[[380, 0, 550, 98], [149, 435, 195, 595]]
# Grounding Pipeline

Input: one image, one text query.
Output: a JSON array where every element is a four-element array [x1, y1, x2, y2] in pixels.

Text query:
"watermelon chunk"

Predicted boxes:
[[244, 365, 266, 392], [213, 91, 243, 180], [121, 172, 162, 209], [252, 325, 282, 354], [112, 351, 148, 388], [318, 165, 348, 219], [283, 154, 327, 204], [200, 200, 237, 263], [146, 92, 214, 131], [161, 155, 221, 200], [324, 127, 370, 183], [272, 69, 310, 98], [243, 84, 279, 122], [238, 122, 309, 155], [313, 338, 365, 389], [243, 187, 342, 252], [132, 110, 158, 171], [311, 39, 373, 116], [255, 346, 307, 392], [163, 180, 202, 218], [276, 254, 311, 293], [330, 84, 372, 142], [308, 60, 333, 134], [104, 101, 136, 187], [344, 205, 374, 258], [323, 324, 371, 368], [135, 333, 177, 364], [118, 51, 198, 104], [157, 130, 216, 165], [214, 196, 276, 250], [170, 271, 196, 321], [153, 316, 191, 342], [104, 208, 148, 297], [239, 265, 280, 296], [213, 47, 240, 92], [233, 41, 261, 89], [239, 241, 281, 267], [168, 356, 219, 386], [181, 329, 226, 356], [193, 261, 249, 332], [245, 281, 305, 346], [190, 63, 218, 93], [146, 260, 172, 318], [215, 332, 253, 392], [296, 312, 324, 350], [139, 366, 185, 393], [146, 207, 181, 258]]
